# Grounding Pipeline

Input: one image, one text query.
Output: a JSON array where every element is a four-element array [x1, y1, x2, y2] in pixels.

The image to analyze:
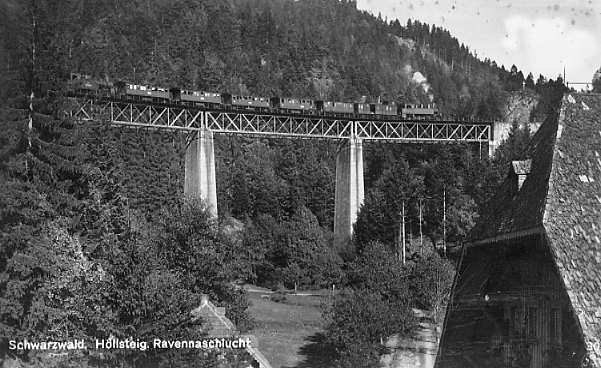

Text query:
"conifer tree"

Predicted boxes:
[[525, 72, 535, 90], [593, 68, 601, 93]]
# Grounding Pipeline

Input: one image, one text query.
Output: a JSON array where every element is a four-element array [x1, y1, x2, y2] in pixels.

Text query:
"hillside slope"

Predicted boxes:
[[3, 0, 531, 118]]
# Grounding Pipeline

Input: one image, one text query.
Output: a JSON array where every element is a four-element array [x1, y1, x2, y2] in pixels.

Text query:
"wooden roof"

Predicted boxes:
[[543, 93, 601, 367], [467, 92, 601, 366]]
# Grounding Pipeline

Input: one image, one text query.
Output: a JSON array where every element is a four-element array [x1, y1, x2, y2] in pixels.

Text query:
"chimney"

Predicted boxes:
[[511, 159, 532, 191], [201, 294, 209, 306]]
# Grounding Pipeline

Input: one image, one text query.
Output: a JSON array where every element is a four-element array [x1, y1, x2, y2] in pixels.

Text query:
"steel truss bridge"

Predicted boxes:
[[68, 98, 493, 142]]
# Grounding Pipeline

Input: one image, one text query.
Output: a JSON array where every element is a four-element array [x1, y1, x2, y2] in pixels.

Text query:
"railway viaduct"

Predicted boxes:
[[69, 98, 500, 242]]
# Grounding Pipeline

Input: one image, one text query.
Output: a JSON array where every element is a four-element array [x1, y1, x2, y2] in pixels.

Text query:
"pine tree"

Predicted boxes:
[[593, 67, 601, 93], [525, 72, 535, 90]]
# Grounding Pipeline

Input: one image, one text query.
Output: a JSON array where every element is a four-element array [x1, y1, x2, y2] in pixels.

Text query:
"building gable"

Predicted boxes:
[[437, 93, 601, 368]]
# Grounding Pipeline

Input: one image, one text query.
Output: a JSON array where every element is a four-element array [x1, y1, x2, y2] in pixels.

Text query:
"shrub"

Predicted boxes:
[[409, 252, 455, 323], [271, 291, 288, 303], [346, 241, 411, 304], [323, 289, 415, 367], [322, 242, 417, 365]]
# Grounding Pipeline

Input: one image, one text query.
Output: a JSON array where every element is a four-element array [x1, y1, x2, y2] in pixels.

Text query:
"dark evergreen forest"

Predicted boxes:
[[0, 0, 568, 366]]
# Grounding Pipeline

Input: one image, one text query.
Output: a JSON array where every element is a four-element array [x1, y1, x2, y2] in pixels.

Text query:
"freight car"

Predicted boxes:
[[223, 94, 270, 113], [353, 102, 397, 118], [171, 89, 222, 108], [270, 97, 316, 114], [124, 84, 170, 103], [317, 101, 354, 117], [401, 104, 439, 118]]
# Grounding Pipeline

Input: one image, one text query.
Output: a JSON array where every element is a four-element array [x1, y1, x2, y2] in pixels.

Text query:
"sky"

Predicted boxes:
[[356, 0, 601, 86]]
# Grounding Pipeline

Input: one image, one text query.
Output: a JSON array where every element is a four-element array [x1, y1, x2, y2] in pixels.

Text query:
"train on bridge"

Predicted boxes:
[[68, 73, 439, 120]]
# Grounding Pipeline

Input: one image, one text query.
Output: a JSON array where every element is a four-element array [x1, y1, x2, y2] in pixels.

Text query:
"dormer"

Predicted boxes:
[[511, 159, 532, 191]]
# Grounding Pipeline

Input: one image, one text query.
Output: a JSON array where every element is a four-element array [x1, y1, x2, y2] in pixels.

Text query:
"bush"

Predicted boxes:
[[346, 241, 411, 304], [335, 342, 383, 368], [323, 242, 416, 365], [323, 289, 415, 367], [271, 291, 288, 303], [409, 252, 455, 323]]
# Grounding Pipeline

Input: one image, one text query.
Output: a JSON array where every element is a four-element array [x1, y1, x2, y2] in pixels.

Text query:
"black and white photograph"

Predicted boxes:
[[0, 0, 600, 367]]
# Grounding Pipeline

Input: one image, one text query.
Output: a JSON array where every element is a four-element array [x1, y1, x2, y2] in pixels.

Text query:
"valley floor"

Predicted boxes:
[[246, 286, 336, 368]]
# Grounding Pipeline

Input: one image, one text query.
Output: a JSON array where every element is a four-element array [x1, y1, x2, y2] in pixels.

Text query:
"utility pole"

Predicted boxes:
[[397, 209, 400, 261], [397, 205, 401, 261], [419, 198, 423, 256], [27, 1, 37, 176], [400, 201, 406, 265], [442, 187, 447, 257]]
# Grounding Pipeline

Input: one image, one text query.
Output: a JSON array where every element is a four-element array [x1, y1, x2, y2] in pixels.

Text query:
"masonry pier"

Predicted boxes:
[[184, 128, 217, 218], [334, 137, 365, 243]]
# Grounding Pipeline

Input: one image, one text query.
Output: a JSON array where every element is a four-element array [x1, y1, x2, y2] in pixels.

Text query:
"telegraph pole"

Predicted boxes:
[[442, 187, 447, 257], [397, 210, 400, 261], [401, 201, 406, 265], [396, 207, 400, 261], [419, 198, 423, 256], [27, 1, 37, 176]]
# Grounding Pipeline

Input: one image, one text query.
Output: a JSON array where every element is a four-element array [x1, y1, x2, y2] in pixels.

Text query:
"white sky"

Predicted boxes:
[[357, 0, 601, 84]]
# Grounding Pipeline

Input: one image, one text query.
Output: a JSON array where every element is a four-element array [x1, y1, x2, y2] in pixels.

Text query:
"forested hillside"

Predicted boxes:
[[3, 0, 563, 116], [1, 0, 569, 366]]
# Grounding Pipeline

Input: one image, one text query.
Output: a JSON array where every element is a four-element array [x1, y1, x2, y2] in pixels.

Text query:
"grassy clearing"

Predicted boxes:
[[246, 288, 336, 368]]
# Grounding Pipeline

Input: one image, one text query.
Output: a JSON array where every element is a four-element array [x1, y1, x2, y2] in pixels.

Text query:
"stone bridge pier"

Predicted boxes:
[[333, 137, 365, 243], [184, 128, 218, 218]]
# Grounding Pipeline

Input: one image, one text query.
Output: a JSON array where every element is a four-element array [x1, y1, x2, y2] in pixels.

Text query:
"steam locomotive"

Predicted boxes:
[[68, 73, 439, 119]]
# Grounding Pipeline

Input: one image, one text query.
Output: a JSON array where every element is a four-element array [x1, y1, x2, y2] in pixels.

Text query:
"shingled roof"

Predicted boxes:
[[543, 93, 601, 367], [467, 92, 601, 366]]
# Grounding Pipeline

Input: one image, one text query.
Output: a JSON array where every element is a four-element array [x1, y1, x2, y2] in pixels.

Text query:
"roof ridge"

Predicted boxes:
[[540, 96, 567, 226]]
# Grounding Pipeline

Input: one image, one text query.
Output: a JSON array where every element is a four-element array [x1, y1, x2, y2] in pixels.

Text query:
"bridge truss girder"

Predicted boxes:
[[67, 98, 492, 142], [69, 99, 204, 132]]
